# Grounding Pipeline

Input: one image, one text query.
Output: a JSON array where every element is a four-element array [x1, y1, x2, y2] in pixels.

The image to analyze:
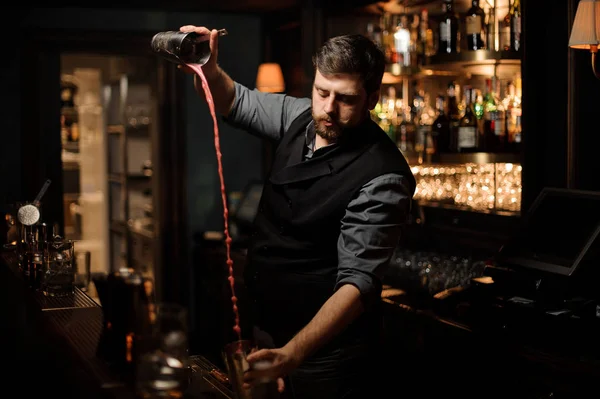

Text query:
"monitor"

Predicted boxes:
[[496, 188, 600, 276]]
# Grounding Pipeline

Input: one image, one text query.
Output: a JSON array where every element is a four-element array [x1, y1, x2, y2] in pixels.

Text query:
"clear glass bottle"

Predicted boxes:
[[457, 86, 479, 152], [394, 15, 412, 67]]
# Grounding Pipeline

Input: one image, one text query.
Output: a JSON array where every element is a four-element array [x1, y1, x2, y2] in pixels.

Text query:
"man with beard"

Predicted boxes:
[[180, 25, 416, 398]]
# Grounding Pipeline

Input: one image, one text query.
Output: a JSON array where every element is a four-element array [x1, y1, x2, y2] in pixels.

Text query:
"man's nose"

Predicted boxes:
[[323, 95, 336, 114]]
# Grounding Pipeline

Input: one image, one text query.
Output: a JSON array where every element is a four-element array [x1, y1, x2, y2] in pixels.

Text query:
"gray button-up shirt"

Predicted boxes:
[[226, 82, 412, 307]]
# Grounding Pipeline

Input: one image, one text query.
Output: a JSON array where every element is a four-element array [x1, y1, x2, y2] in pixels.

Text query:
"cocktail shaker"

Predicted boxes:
[[151, 29, 228, 65]]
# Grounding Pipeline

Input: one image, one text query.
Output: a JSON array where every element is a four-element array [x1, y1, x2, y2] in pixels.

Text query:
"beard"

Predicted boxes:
[[312, 104, 369, 142], [313, 114, 342, 141]]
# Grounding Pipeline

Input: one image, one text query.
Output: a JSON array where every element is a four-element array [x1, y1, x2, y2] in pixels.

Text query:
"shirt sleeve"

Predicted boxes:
[[225, 82, 312, 141], [335, 173, 413, 308]]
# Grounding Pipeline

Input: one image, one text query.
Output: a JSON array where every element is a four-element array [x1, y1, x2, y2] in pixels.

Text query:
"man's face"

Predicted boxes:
[[311, 69, 379, 142]]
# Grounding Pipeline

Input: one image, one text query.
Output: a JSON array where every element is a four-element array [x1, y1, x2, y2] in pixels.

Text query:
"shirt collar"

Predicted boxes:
[[305, 120, 316, 152]]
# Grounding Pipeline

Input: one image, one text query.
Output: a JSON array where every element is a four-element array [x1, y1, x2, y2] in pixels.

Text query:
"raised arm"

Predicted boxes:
[[179, 25, 311, 141]]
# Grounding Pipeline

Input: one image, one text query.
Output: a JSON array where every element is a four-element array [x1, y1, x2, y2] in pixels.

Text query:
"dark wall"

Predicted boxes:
[[0, 12, 25, 216], [521, 0, 600, 211], [0, 8, 263, 236], [569, 1, 600, 192]]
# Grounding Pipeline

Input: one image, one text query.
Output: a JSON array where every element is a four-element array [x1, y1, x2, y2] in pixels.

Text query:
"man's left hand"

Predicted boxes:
[[242, 346, 302, 392]]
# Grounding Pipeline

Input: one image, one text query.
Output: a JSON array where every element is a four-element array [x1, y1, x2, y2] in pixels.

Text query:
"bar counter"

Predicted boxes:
[[380, 285, 600, 398], [0, 249, 233, 399], [5, 240, 600, 399]]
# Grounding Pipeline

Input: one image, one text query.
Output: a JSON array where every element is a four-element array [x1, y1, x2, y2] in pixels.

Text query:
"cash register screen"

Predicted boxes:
[[498, 188, 600, 276]]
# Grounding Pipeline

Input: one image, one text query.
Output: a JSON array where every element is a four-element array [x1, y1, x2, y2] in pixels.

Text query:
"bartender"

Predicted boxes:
[[180, 26, 416, 398]]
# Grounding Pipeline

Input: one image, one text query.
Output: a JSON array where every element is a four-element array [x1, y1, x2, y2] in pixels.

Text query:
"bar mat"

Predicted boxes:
[[190, 355, 233, 398], [1, 250, 17, 267], [44, 306, 123, 388], [35, 287, 99, 311]]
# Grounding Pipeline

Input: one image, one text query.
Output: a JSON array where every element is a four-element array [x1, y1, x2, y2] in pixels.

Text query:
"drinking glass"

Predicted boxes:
[[136, 303, 191, 398], [222, 340, 253, 399], [41, 237, 74, 297]]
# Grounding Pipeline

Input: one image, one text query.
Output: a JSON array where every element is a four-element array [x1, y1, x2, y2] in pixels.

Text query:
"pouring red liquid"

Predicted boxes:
[[186, 64, 242, 345]]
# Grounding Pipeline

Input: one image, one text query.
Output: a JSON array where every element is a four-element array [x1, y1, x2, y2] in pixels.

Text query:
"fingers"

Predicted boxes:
[[245, 348, 273, 363], [243, 373, 286, 393], [179, 25, 211, 36], [178, 25, 219, 68], [208, 29, 219, 65], [277, 377, 286, 393]]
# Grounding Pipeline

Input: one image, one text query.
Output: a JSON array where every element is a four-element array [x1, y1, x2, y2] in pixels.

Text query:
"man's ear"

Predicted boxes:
[[367, 89, 380, 110]]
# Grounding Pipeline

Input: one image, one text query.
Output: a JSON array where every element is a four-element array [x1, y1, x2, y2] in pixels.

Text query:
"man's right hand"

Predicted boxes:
[[175, 25, 235, 115], [177, 26, 222, 103], [178, 26, 220, 78]]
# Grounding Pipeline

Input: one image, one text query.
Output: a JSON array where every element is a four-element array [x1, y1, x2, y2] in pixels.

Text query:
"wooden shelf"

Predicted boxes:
[[382, 50, 521, 81], [107, 123, 150, 135], [107, 125, 124, 135], [384, 64, 422, 77], [127, 173, 152, 180], [62, 160, 80, 171], [108, 174, 124, 184], [62, 141, 80, 152], [424, 50, 522, 78], [128, 224, 155, 239]]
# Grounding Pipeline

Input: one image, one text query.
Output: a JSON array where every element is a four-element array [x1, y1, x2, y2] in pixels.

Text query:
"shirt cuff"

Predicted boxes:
[[334, 273, 381, 309]]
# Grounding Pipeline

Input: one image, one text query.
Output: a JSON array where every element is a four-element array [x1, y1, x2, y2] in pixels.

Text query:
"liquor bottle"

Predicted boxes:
[[366, 22, 382, 49], [466, 0, 486, 50], [398, 106, 416, 162], [447, 81, 462, 152], [394, 15, 412, 67], [486, 6, 497, 51], [409, 14, 420, 69], [432, 95, 451, 155], [513, 77, 523, 150], [482, 77, 505, 152], [381, 13, 396, 64], [438, 0, 460, 54], [415, 94, 436, 163], [502, 80, 522, 151], [419, 9, 435, 64], [457, 86, 479, 152], [510, 0, 522, 51], [500, 0, 512, 50], [501, 0, 521, 51]]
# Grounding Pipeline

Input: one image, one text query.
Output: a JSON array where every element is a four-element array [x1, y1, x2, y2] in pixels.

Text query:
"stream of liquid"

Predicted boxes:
[[187, 63, 242, 345]]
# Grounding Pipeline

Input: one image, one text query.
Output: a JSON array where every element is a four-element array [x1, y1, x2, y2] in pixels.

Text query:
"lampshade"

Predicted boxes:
[[569, 0, 600, 49], [256, 63, 285, 93]]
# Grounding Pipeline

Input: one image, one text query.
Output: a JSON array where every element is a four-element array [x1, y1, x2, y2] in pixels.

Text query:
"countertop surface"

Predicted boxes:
[[0, 249, 233, 399]]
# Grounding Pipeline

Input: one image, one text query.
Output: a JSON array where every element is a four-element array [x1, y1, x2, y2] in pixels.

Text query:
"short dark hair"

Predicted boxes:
[[312, 34, 386, 96]]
